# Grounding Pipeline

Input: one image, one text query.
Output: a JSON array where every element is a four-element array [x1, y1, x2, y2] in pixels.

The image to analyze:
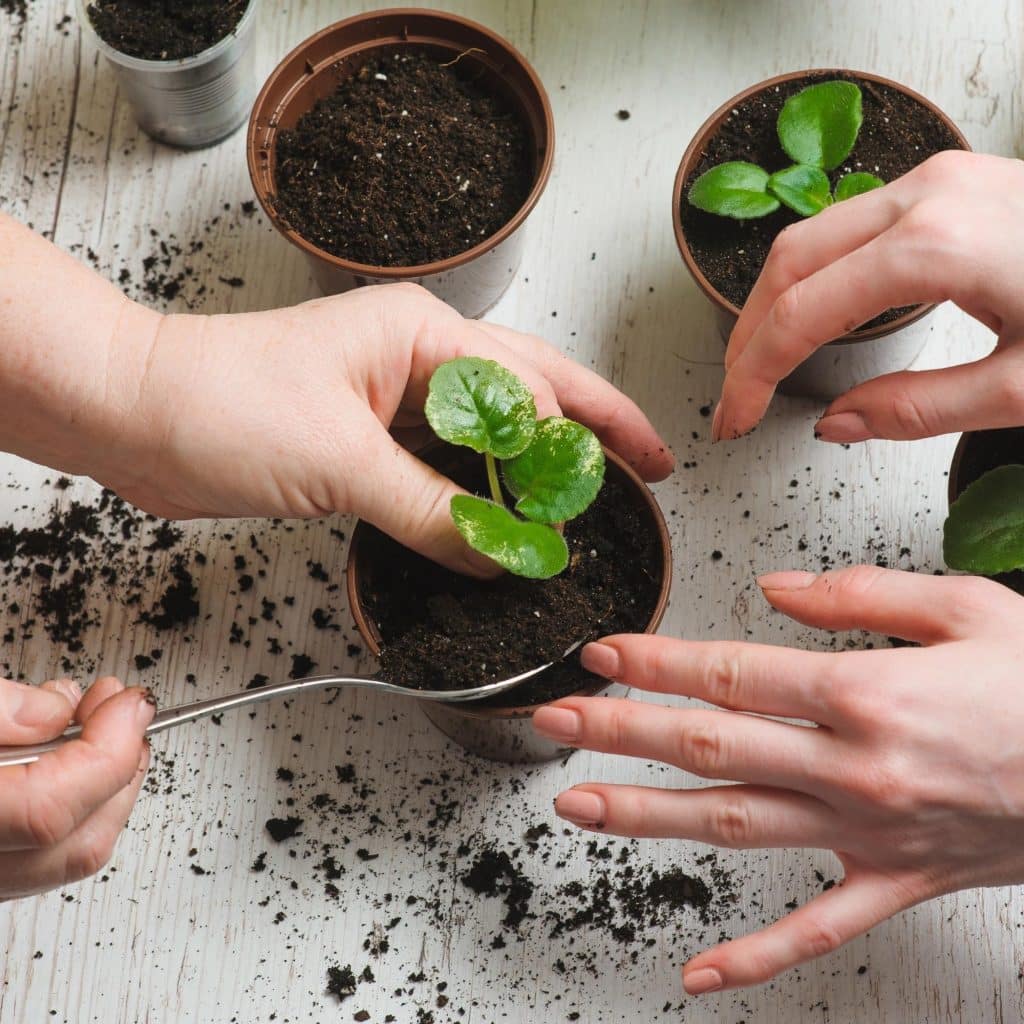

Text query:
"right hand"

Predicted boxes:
[[0, 677, 153, 900], [713, 152, 1024, 443]]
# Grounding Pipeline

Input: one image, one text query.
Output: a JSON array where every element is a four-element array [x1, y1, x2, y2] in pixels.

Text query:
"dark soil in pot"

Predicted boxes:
[[272, 49, 533, 267], [86, 0, 248, 61], [950, 426, 1024, 595], [680, 70, 963, 330], [355, 449, 664, 708]]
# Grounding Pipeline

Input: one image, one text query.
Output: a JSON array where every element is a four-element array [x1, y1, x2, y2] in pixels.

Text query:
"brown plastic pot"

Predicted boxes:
[[246, 8, 554, 319], [947, 427, 1024, 593], [345, 447, 673, 764], [672, 69, 970, 400]]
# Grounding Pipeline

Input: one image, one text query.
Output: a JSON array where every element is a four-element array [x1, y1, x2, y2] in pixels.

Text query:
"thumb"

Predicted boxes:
[[814, 346, 1024, 443], [0, 677, 79, 744], [349, 427, 501, 579]]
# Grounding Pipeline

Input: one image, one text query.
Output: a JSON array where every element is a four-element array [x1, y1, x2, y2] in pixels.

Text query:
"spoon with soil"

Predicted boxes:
[[0, 644, 582, 767]]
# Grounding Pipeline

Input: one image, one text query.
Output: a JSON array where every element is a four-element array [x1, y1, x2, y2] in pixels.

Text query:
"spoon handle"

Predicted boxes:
[[0, 675, 407, 768]]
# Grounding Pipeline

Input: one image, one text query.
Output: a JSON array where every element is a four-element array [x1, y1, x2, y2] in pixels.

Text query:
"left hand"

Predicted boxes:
[[532, 565, 1024, 994]]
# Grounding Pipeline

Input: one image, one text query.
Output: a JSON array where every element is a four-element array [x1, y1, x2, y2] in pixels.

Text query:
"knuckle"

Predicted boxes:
[[23, 789, 75, 849], [65, 833, 117, 883], [765, 223, 805, 280], [769, 283, 807, 338], [800, 917, 844, 959], [821, 564, 884, 603], [699, 645, 746, 709], [677, 721, 725, 777], [845, 753, 915, 813], [709, 798, 755, 848], [991, 371, 1024, 419], [603, 705, 631, 753], [887, 387, 938, 438], [898, 198, 965, 255]]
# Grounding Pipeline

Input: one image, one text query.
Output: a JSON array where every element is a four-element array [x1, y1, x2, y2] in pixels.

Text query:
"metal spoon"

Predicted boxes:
[[0, 643, 582, 767]]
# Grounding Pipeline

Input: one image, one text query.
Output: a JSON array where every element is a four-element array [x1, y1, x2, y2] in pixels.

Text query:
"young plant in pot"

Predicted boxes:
[[346, 358, 672, 764], [945, 427, 1024, 594], [247, 9, 554, 319], [78, 0, 261, 149], [673, 70, 969, 400]]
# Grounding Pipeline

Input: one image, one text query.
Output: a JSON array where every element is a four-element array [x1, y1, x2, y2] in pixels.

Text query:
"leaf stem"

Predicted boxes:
[[485, 453, 504, 506]]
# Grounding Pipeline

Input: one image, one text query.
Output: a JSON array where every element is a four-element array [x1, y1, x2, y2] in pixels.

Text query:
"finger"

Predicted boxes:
[[681, 869, 928, 993], [814, 345, 1024, 443], [580, 633, 841, 724], [716, 219, 955, 441], [0, 686, 154, 852], [474, 321, 675, 481], [755, 565, 1015, 643], [0, 677, 78, 745], [554, 782, 840, 848], [347, 410, 503, 578], [532, 697, 832, 792], [1, 743, 149, 899], [74, 675, 124, 724], [726, 185, 907, 371]]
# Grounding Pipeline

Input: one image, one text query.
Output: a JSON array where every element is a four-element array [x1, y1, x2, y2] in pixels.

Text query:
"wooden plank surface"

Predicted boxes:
[[1, 1, 1022, 1021]]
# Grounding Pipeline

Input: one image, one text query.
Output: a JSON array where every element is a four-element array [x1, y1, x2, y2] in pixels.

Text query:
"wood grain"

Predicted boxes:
[[1, 1, 1022, 1022]]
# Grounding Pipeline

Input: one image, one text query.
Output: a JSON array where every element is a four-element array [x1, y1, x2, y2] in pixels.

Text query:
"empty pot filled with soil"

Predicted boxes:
[[672, 69, 969, 399], [247, 9, 554, 318], [346, 446, 672, 763], [947, 427, 1024, 595], [78, 0, 260, 149]]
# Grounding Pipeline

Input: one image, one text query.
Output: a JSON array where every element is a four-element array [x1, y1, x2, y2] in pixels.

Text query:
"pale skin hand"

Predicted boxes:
[[533, 566, 1024, 993], [0, 213, 673, 578], [0, 677, 153, 899], [712, 152, 1024, 442]]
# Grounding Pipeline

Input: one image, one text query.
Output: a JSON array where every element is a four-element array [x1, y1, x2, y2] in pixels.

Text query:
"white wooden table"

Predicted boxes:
[[2, 1, 1022, 1021]]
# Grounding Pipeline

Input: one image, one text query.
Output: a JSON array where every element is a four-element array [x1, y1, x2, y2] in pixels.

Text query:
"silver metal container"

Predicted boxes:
[[77, 0, 260, 149]]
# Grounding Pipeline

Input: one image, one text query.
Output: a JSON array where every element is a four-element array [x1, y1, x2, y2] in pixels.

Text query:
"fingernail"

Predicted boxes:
[[11, 686, 65, 727], [50, 679, 82, 708], [580, 641, 621, 679], [757, 570, 817, 591], [814, 411, 871, 443], [710, 403, 723, 443], [684, 967, 723, 995], [555, 789, 606, 827], [532, 705, 581, 744], [136, 688, 157, 728]]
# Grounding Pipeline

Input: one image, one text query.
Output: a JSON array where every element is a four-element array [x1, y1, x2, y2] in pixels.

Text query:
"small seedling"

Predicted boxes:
[[424, 357, 605, 579], [943, 465, 1024, 575], [688, 80, 885, 220]]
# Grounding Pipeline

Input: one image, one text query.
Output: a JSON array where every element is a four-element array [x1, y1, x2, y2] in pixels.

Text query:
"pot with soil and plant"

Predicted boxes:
[[672, 70, 969, 399], [78, 0, 261, 149], [945, 428, 1024, 594], [346, 358, 672, 763], [246, 8, 554, 319]]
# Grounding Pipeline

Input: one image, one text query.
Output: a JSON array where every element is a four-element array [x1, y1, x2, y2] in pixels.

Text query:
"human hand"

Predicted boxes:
[[103, 283, 673, 576], [533, 566, 1024, 993], [0, 676, 153, 900], [713, 152, 1024, 442]]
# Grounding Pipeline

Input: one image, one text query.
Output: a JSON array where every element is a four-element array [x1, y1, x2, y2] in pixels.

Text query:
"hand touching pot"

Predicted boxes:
[[534, 566, 1024, 993], [713, 152, 1024, 442]]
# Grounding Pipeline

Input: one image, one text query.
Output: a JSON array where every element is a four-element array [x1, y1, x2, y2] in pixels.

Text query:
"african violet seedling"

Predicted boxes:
[[425, 357, 605, 580], [943, 466, 1024, 575], [689, 80, 885, 220]]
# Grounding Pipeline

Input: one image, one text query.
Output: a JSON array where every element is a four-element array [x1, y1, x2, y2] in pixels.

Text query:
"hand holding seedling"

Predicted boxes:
[[424, 358, 605, 578], [0, 213, 673, 582], [535, 565, 1024, 993], [689, 81, 884, 221], [714, 152, 1024, 442]]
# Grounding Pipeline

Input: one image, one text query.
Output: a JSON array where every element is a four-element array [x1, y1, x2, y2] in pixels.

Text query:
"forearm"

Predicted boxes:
[[0, 212, 161, 477]]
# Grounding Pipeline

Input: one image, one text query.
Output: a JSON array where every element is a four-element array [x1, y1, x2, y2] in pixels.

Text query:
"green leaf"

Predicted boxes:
[[503, 417, 606, 524], [425, 357, 536, 459], [777, 81, 863, 171], [943, 465, 1024, 574], [767, 164, 832, 217], [835, 171, 885, 202], [688, 162, 781, 220], [450, 495, 569, 579]]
